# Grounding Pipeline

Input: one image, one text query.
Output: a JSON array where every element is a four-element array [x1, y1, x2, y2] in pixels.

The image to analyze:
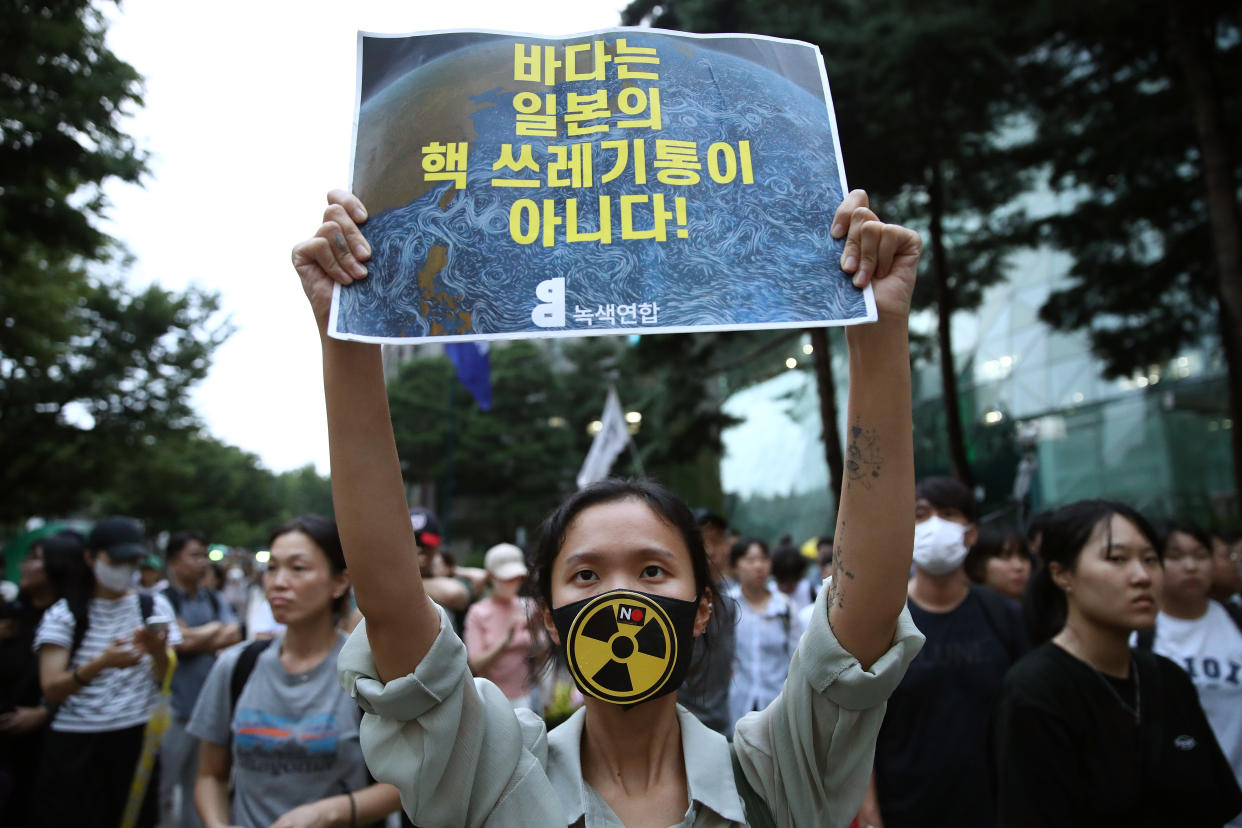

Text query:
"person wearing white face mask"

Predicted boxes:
[[857, 477, 1028, 828], [33, 516, 183, 828]]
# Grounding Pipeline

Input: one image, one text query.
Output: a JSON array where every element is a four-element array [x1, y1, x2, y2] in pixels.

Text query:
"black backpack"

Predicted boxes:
[[228, 638, 273, 716]]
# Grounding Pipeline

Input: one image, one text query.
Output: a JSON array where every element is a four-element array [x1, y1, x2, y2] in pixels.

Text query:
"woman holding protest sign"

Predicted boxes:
[[292, 187, 925, 826]]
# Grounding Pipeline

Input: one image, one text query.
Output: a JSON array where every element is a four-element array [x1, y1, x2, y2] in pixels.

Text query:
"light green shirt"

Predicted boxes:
[[338, 584, 923, 827]]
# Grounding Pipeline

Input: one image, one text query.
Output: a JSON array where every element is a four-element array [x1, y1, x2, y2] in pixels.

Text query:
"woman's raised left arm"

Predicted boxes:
[[825, 190, 921, 670]]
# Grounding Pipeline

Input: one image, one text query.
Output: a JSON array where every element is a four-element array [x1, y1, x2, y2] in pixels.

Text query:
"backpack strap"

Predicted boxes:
[[164, 585, 225, 621], [161, 586, 182, 615], [138, 591, 155, 623], [729, 741, 777, 828], [229, 639, 274, 718], [969, 584, 1019, 663], [1222, 600, 1242, 636]]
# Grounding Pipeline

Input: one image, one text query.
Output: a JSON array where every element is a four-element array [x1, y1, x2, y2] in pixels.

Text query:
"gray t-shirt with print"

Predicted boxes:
[[186, 632, 368, 828]]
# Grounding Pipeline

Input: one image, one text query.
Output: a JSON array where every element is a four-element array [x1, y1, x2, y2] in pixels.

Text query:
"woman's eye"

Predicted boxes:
[[641, 565, 665, 578], [572, 570, 597, 582]]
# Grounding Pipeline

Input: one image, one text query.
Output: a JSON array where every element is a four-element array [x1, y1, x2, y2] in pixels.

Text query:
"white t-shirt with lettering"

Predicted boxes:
[[1150, 601, 1242, 826], [34, 593, 182, 732]]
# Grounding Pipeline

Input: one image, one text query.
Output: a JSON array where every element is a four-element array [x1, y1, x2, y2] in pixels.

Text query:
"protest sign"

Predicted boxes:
[[329, 28, 872, 344]]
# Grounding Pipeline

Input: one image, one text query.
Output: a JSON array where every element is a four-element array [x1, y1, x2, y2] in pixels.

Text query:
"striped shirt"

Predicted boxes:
[[34, 593, 182, 733]]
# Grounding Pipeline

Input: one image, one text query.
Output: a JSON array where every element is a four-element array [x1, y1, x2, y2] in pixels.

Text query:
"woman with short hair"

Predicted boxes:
[[963, 526, 1033, 603]]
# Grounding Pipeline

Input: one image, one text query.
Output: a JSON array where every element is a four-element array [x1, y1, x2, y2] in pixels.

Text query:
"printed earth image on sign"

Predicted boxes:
[[330, 28, 871, 343]]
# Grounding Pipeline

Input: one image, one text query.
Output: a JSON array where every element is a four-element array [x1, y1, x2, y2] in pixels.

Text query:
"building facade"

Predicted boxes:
[[721, 245, 1235, 540]]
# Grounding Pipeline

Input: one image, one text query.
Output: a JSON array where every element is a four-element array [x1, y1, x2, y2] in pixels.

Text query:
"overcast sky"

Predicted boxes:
[[100, 0, 629, 475]]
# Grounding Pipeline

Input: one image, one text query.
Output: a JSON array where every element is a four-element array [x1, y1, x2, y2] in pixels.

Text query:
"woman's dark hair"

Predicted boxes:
[[527, 479, 716, 608], [964, 527, 1032, 584], [1155, 520, 1212, 557], [916, 476, 978, 523], [770, 544, 805, 584], [39, 530, 93, 654], [729, 537, 769, 569], [1025, 510, 1051, 544], [524, 479, 721, 677], [1023, 500, 1161, 645], [269, 515, 350, 618]]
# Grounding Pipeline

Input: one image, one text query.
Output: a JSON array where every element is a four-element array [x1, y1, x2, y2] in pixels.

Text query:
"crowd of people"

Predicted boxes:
[[0, 516, 406, 828], [0, 189, 1240, 827], [1, 486, 1240, 827]]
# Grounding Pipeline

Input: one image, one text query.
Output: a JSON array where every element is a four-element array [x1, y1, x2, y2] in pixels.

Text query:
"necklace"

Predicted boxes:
[[1055, 629, 1141, 724], [1086, 654, 1141, 725]]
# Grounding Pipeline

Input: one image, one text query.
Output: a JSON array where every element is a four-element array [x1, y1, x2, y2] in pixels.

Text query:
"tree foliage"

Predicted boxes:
[[385, 330, 809, 544], [390, 342, 574, 545], [624, 0, 1033, 487], [0, 1, 337, 545], [0, 0, 146, 277], [1008, 0, 1242, 501], [0, 276, 230, 522], [98, 435, 333, 548], [0, 0, 148, 380], [1016, 2, 1242, 375]]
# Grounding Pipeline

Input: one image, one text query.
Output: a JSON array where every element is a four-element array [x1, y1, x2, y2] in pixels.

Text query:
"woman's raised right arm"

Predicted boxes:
[[291, 189, 440, 682]]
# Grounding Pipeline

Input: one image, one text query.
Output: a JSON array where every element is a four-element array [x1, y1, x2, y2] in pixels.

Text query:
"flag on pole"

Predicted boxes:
[[577, 387, 632, 489], [445, 342, 492, 411]]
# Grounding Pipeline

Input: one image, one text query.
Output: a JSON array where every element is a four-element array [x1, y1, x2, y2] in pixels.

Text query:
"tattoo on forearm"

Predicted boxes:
[[845, 423, 883, 489], [827, 543, 856, 613], [834, 545, 856, 581]]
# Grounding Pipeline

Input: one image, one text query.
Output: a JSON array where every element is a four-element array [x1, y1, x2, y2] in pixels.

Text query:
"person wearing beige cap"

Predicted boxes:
[[464, 544, 538, 710]]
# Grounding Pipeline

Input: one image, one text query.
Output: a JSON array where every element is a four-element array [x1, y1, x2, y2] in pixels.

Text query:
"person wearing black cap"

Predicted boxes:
[[32, 516, 183, 828]]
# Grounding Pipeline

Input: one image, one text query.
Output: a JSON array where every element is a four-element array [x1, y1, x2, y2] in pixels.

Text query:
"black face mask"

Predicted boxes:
[[552, 588, 700, 708]]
